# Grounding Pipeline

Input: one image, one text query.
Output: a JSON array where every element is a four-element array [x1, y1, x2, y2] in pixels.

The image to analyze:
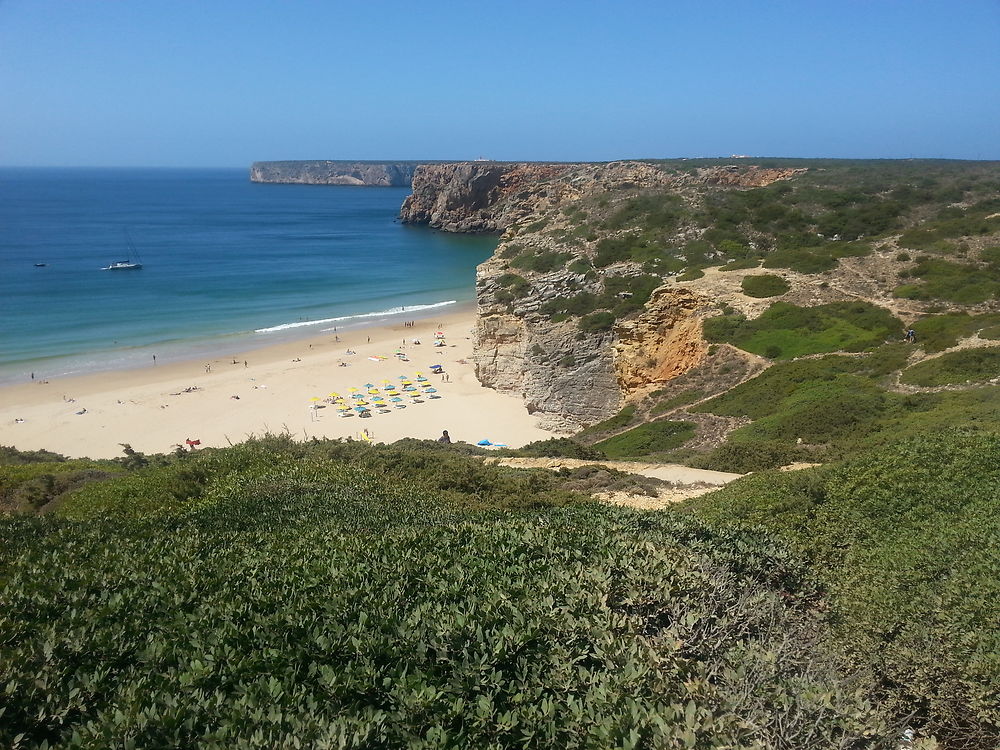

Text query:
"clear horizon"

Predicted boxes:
[[2, 0, 998, 167]]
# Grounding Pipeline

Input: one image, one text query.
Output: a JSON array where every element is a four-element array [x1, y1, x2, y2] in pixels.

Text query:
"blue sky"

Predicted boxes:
[[1, 0, 997, 166]]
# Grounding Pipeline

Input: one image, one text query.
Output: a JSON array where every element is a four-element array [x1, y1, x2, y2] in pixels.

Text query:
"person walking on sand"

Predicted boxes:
[[437, 430, 451, 444]]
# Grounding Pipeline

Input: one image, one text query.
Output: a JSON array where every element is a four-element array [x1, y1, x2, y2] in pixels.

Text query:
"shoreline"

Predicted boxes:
[[1, 306, 557, 459], [1, 298, 475, 387]]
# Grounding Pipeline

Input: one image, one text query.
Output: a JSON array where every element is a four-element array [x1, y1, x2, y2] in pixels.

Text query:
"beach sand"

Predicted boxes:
[[0, 307, 555, 459]]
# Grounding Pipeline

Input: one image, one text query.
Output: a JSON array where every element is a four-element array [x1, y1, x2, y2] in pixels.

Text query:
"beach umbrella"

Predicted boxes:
[[348, 387, 359, 392], [424, 388, 438, 393], [381, 379, 391, 384], [328, 392, 339, 397], [309, 397, 321, 402], [390, 396, 403, 402], [353, 406, 370, 413], [364, 383, 374, 388]]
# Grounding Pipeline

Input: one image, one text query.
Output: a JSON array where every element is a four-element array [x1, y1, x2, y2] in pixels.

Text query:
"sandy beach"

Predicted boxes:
[[0, 307, 555, 459]]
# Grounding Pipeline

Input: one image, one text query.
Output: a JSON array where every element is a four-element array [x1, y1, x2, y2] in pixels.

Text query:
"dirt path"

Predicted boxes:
[[485, 456, 742, 510]]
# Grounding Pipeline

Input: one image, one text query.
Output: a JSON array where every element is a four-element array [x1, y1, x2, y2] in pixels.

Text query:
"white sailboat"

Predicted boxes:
[[102, 229, 144, 270]]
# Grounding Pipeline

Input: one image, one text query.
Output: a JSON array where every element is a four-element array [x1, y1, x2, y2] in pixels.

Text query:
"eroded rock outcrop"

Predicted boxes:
[[614, 286, 713, 398], [400, 163, 579, 233], [250, 161, 423, 187], [698, 165, 807, 188]]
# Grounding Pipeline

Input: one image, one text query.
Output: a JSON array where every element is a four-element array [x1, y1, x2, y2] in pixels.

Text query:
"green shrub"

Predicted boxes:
[[687, 432, 1000, 744], [0, 441, 887, 748], [594, 420, 696, 458], [0, 461, 122, 513], [893, 257, 1000, 304], [718, 258, 759, 271], [509, 437, 606, 460], [690, 441, 802, 473], [741, 274, 790, 298], [912, 312, 1000, 352], [578, 311, 616, 332], [676, 267, 705, 281], [762, 247, 837, 274], [900, 346, 1000, 386], [650, 389, 705, 415], [702, 302, 901, 359], [576, 406, 637, 438]]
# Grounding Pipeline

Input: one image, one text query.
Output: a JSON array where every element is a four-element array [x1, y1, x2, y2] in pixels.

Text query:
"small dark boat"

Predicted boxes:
[[34, 263, 47, 267]]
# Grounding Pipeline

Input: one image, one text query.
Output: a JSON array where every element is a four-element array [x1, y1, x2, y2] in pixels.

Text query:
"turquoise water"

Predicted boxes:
[[0, 169, 495, 384]]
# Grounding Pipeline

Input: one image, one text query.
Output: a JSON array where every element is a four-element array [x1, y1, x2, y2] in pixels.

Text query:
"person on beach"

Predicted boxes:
[[437, 430, 451, 444]]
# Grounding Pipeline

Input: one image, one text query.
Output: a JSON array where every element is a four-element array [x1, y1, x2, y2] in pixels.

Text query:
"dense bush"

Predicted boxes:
[[0, 462, 121, 514], [894, 257, 1000, 305], [900, 346, 1000, 386], [687, 432, 1000, 746], [0, 442, 888, 747], [508, 437, 606, 460], [593, 420, 696, 458], [690, 440, 806, 473], [703, 301, 901, 360], [741, 274, 790, 298], [912, 312, 1000, 352], [602, 193, 684, 232], [578, 311, 616, 333], [576, 406, 637, 439]]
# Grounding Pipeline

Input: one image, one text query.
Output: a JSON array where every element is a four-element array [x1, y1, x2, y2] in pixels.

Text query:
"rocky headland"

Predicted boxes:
[[404, 160, 804, 430], [250, 161, 428, 187]]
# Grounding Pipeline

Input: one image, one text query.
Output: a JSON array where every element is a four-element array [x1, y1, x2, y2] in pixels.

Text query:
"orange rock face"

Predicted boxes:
[[613, 286, 712, 397]]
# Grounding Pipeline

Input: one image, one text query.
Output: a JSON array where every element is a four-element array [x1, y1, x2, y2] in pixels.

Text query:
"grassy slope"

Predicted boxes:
[[684, 431, 1000, 746], [0, 439, 883, 748]]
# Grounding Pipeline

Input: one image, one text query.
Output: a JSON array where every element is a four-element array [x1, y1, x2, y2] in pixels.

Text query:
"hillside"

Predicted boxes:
[[3, 158, 1000, 748], [404, 159, 1000, 461]]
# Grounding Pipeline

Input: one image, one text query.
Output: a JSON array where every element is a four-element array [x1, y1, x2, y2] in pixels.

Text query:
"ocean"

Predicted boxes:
[[0, 168, 496, 385]]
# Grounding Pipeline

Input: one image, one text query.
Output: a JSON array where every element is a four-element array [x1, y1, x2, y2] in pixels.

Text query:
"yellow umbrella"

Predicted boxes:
[[328, 392, 339, 397], [309, 397, 321, 402]]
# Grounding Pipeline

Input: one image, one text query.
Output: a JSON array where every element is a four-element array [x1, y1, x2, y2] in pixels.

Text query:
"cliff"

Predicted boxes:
[[463, 161, 806, 430], [250, 161, 425, 187], [400, 163, 581, 233]]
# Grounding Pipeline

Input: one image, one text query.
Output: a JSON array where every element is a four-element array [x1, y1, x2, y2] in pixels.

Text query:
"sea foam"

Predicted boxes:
[[254, 300, 457, 334]]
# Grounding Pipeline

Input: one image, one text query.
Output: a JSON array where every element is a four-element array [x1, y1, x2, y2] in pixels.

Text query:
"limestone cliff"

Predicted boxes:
[[400, 163, 579, 233], [250, 161, 425, 187], [465, 161, 804, 431]]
